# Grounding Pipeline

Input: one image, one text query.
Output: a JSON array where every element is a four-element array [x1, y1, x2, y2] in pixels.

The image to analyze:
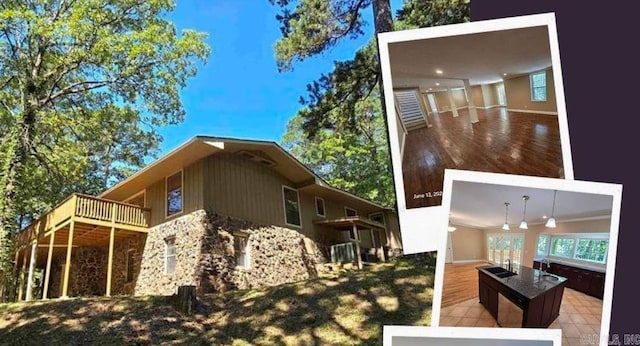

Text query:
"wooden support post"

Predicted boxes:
[[106, 226, 115, 297], [18, 249, 28, 301], [174, 285, 197, 315], [61, 220, 75, 298], [352, 223, 362, 270], [42, 230, 55, 300], [25, 242, 38, 301]]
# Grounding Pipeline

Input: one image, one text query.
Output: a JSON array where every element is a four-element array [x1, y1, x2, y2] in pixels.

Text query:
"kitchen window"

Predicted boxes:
[[530, 71, 547, 101], [538, 233, 609, 264]]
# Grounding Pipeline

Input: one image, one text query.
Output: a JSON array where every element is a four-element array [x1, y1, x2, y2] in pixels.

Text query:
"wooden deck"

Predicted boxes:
[[14, 193, 150, 301]]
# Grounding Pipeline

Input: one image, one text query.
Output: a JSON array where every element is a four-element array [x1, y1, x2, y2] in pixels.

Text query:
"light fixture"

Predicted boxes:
[[545, 190, 557, 228], [436, 82, 440, 86], [429, 87, 433, 91], [448, 226, 456, 232], [502, 202, 510, 230], [436, 69, 443, 74], [519, 195, 529, 229], [503, 73, 507, 76]]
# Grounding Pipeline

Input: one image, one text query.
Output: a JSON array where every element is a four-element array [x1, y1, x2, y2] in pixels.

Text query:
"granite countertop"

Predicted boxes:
[[533, 257, 606, 273], [477, 265, 568, 300]]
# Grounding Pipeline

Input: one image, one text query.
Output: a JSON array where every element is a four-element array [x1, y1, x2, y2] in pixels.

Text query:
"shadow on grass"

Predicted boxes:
[[0, 252, 436, 346]]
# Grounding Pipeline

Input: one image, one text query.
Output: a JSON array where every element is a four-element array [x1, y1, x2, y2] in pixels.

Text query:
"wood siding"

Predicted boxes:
[[146, 161, 203, 227]]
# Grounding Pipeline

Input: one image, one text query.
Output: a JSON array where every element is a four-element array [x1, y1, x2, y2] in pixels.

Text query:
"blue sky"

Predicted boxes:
[[158, 1, 403, 155]]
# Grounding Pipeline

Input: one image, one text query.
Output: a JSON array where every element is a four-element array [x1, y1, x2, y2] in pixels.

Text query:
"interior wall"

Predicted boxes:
[[471, 85, 485, 108], [433, 92, 450, 112], [504, 68, 557, 113], [481, 83, 499, 107], [452, 89, 468, 107], [450, 225, 486, 261]]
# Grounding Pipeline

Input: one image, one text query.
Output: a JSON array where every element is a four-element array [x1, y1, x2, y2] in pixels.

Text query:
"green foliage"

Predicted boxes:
[[275, 0, 470, 208], [0, 0, 210, 299], [270, 0, 371, 71]]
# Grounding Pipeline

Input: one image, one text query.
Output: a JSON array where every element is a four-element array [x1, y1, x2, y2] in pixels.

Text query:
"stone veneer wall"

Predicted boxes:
[[110, 234, 147, 295], [68, 247, 107, 297], [197, 212, 326, 294], [133, 209, 327, 296], [135, 210, 208, 296]]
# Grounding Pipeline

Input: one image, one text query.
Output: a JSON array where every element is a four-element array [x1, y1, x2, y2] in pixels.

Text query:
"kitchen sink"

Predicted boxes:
[[542, 274, 559, 281], [485, 266, 509, 274], [484, 266, 517, 278]]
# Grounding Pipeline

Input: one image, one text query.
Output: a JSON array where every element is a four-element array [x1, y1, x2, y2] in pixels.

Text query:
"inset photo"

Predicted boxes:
[[433, 170, 622, 346], [383, 325, 561, 346], [378, 13, 574, 253]]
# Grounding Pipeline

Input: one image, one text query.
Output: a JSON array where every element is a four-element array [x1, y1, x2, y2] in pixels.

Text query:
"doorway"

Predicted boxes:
[[446, 232, 454, 263], [486, 234, 523, 269], [497, 84, 506, 106], [426, 93, 438, 113]]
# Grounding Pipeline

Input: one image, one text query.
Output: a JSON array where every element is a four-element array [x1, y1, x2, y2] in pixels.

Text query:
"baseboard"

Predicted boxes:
[[507, 108, 558, 115], [478, 105, 503, 109], [452, 259, 488, 264]]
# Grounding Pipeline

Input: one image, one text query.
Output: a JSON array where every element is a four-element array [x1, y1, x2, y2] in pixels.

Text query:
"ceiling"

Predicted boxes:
[[388, 25, 552, 91], [449, 181, 613, 229]]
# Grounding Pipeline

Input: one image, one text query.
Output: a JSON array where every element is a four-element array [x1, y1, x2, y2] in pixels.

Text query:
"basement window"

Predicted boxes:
[[166, 170, 183, 217], [530, 71, 547, 101], [234, 234, 250, 268], [165, 237, 176, 274], [126, 249, 135, 282]]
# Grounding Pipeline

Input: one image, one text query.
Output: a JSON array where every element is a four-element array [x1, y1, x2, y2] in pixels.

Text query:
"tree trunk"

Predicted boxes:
[[370, 0, 398, 208]]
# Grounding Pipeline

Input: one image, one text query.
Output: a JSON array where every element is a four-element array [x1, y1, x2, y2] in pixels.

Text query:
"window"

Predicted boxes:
[[282, 186, 301, 227], [234, 234, 250, 268], [369, 212, 384, 225], [550, 237, 575, 258], [574, 239, 608, 263], [126, 191, 145, 208], [536, 234, 549, 257], [530, 71, 547, 101], [315, 197, 325, 217], [539, 233, 609, 264], [166, 171, 183, 217], [126, 249, 135, 282], [165, 237, 176, 274], [345, 207, 357, 240], [486, 234, 524, 269]]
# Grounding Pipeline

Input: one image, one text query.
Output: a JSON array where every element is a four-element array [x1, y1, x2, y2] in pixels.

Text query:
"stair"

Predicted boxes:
[[394, 90, 428, 131]]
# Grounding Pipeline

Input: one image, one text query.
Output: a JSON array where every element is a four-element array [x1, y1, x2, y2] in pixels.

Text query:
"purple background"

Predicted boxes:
[[471, 0, 640, 337]]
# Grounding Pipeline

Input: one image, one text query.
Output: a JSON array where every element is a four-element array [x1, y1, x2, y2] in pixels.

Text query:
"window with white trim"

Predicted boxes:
[[315, 197, 325, 217], [165, 237, 176, 274], [234, 234, 250, 268], [537, 233, 609, 264], [166, 171, 183, 217], [282, 186, 301, 227], [530, 71, 547, 101]]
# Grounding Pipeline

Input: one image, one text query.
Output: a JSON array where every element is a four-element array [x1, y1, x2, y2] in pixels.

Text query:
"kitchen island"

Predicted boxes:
[[477, 265, 567, 328]]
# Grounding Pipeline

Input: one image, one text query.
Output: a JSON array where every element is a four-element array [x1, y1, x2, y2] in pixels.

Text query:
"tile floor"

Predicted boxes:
[[439, 288, 603, 346]]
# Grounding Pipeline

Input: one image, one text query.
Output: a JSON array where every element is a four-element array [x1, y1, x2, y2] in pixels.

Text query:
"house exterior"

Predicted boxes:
[[12, 136, 403, 301]]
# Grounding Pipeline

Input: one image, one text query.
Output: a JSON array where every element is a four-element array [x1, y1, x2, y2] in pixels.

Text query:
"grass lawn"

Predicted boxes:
[[0, 254, 435, 345]]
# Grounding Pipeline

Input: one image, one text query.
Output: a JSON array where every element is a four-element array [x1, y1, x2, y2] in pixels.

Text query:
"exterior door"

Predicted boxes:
[[487, 234, 524, 269], [427, 93, 438, 113], [497, 84, 506, 106]]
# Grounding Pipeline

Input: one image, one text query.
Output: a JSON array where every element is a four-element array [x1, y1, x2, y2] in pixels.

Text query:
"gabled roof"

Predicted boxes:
[[100, 136, 390, 212]]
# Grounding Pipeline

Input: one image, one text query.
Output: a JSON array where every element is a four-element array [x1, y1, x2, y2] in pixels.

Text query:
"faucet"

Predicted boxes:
[[541, 258, 551, 273], [506, 259, 512, 272]]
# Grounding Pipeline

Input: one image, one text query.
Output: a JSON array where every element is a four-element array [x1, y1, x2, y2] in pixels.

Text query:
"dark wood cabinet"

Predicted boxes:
[[478, 271, 498, 320], [533, 261, 604, 299]]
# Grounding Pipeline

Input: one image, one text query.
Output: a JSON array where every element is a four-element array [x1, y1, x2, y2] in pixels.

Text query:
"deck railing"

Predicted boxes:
[[16, 193, 151, 248]]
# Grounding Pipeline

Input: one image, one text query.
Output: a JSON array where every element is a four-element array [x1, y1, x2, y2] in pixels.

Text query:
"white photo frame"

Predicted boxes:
[[432, 169, 622, 346], [377, 13, 574, 255], [383, 326, 562, 346]]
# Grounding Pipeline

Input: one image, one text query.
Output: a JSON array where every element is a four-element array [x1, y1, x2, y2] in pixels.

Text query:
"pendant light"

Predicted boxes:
[[502, 202, 510, 230], [448, 226, 457, 232], [519, 195, 529, 229], [545, 190, 557, 228]]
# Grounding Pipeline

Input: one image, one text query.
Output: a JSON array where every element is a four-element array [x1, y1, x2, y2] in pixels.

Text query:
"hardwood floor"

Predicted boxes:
[[402, 107, 563, 209], [441, 261, 491, 308]]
